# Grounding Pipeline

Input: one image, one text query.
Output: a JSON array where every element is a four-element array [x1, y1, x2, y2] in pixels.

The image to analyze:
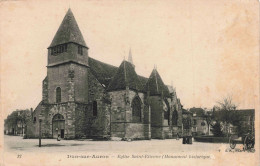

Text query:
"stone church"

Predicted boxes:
[[27, 9, 183, 140]]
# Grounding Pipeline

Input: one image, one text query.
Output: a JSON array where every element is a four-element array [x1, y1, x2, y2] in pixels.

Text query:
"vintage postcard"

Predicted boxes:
[[0, 0, 259, 165]]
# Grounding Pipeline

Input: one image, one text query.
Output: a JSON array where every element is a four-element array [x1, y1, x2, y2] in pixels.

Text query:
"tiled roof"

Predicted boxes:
[[138, 75, 148, 88], [145, 69, 170, 97], [88, 57, 172, 95], [49, 9, 87, 48], [88, 57, 118, 88], [107, 60, 144, 92]]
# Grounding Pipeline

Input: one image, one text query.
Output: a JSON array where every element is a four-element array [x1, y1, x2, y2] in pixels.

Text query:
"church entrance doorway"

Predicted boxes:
[[61, 129, 64, 138], [52, 114, 65, 139]]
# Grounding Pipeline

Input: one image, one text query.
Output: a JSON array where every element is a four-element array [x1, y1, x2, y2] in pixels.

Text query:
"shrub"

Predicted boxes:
[[211, 122, 223, 137]]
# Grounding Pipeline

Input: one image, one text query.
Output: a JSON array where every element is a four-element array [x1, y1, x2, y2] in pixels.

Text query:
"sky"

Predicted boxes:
[[1, 0, 259, 118]]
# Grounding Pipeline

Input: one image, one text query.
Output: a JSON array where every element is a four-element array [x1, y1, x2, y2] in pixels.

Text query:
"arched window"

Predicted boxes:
[[132, 96, 142, 122], [163, 100, 170, 125], [56, 87, 61, 103], [93, 101, 97, 116], [172, 107, 178, 126]]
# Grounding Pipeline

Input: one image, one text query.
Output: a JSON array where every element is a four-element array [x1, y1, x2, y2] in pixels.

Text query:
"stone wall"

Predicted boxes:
[[75, 103, 88, 138], [109, 90, 126, 122], [128, 90, 145, 123], [111, 123, 125, 137], [85, 71, 110, 138], [151, 127, 163, 139], [149, 96, 163, 138], [45, 103, 76, 139], [109, 89, 149, 139], [150, 96, 163, 127], [26, 102, 42, 138], [27, 103, 77, 139], [47, 63, 88, 104], [109, 90, 126, 138], [149, 95, 176, 139], [47, 64, 70, 103], [42, 77, 48, 104], [125, 123, 150, 139], [72, 64, 88, 103]]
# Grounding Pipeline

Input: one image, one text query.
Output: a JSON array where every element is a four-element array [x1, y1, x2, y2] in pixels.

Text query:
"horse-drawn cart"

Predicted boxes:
[[229, 133, 255, 150]]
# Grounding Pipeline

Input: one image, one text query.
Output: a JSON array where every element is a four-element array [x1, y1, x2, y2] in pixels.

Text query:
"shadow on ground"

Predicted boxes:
[[34, 144, 84, 147]]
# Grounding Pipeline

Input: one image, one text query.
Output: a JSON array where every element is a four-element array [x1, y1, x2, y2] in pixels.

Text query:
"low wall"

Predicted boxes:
[[194, 136, 229, 143]]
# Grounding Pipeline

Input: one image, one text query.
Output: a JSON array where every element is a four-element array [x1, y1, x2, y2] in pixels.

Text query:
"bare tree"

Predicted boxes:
[[214, 95, 238, 137]]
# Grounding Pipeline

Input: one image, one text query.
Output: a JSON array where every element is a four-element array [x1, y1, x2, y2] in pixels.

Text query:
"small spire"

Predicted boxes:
[[154, 64, 157, 70], [128, 48, 134, 65], [154, 68, 159, 93]]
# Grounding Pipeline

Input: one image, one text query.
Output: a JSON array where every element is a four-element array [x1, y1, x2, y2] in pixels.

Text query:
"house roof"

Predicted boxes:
[[145, 69, 170, 96], [189, 107, 205, 117], [49, 9, 87, 48], [182, 109, 192, 115], [234, 109, 255, 117], [107, 60, 144, 92]]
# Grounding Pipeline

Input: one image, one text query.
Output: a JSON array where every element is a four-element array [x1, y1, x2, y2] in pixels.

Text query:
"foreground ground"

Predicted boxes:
[[4, 135, 233, 153], [3, 135, 258, 166]]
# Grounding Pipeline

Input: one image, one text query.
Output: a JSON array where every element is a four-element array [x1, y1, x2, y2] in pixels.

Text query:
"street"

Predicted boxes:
[[4, 135, 231, 153]]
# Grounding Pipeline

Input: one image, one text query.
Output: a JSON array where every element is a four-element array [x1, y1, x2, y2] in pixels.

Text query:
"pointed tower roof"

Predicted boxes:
[[49, 9, 87, 48], [128, 49, 134, 65], [145, 68, 170, 96], [107, 60, 144, 92]]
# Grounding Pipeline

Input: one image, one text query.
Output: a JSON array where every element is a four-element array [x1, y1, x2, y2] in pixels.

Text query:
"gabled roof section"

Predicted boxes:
[[88, 57, 118, 87], [49, 9, 87, 48], [146, 69, 170, 96], [107, 60, 144, 92]]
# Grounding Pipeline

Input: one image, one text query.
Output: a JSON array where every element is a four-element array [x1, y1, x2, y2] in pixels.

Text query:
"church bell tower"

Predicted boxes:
[[46, 9, 89, 104]]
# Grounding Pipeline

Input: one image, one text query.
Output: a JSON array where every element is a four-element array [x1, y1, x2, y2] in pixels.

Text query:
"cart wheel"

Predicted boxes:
[[229, 135, 236, 149], [244, 134, 254, 150]]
